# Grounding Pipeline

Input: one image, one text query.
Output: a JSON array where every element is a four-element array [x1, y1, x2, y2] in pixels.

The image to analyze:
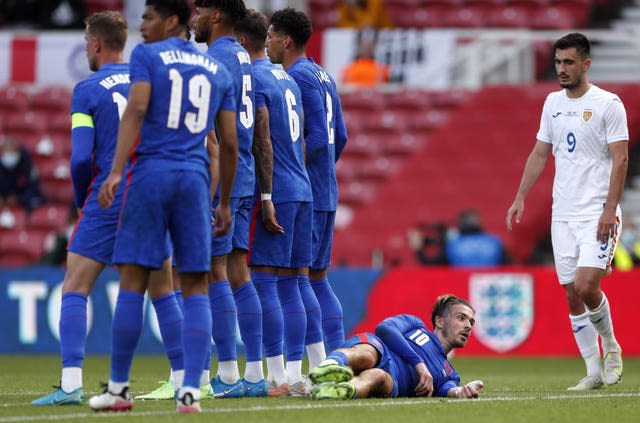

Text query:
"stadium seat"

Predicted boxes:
[[31, 86, 71, 111], [0, 207, 28, 231], [28, 204, 69, 232], [37, 159, 70, 183], [0, 229, 48, 265], [530, 6, 577, 29], [356, 156, 401, 181], [40, 180, 74, 205], [444, 6, 489, 27], [487, 6, 531, 27], [340, 89, 387, 112], [336, 157, 359, 182], [0, 85, 30, 114], [405, 110, 450, 133], [387, 89, 433, 111], [381, 132, 424, 156], [360, 110, 406, 133], [343, 132, 382, 159], [85, 0, 124, 15], [339, 180, 377, 207], [3, 111, 46, 140]]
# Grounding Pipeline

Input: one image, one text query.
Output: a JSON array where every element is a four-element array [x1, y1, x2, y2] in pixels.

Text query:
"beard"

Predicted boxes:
[[559, 75, 582, 90]]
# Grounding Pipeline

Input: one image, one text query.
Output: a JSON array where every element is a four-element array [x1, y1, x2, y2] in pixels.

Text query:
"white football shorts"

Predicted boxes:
[[551, 216, 621, 285]]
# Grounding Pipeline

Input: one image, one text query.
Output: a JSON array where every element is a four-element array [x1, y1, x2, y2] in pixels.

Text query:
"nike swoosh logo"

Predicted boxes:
[[213, 385, 240, 397], [573, 325, 587, 333], [592, 316, 605, 324]]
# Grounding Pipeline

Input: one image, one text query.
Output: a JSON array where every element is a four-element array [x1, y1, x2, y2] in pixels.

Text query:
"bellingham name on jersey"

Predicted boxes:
[[158, 49, 220, 74]]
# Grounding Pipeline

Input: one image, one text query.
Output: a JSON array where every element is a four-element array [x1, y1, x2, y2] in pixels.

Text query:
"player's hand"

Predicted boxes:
[[214, 203, 232, 236], [414, 362, 434, 397], [98, 172, 122, 209], [261, 200, 284, 234], [455, 380, 484, 398], [506, 199, 524, 231], [597, 207, 617, 244]]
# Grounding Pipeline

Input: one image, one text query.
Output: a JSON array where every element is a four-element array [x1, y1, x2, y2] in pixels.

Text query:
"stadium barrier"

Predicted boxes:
[[0, 266, 637, 355]]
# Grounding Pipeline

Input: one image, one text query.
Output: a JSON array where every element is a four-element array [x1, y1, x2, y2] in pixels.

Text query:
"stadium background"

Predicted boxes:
[[1, 0, 640, 358]]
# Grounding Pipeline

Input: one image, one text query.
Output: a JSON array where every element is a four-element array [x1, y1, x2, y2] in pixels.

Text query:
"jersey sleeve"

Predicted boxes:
[[536, 94, 552, 144], [603, 96, 629, 143], [333, 91, 348, 161], [219, 67, 237, 112], [374, 314, 425, 368], [254, 73, 267, 109], [129, 44, 151, 84], [70, 83, 96, 208]]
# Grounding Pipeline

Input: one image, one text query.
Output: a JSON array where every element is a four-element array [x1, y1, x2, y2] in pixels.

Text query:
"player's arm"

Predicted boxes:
[[214, 109, 238, 236], [333, 95, 348, 161], [253, 105, 284, 234], [98, 81, 150, 209], [505, 140, 552, 231], [207, 129, 219, 200], [447, 380, 484, 398], [295, 76, 328, 155], [599, 140, 628, 243], [375, 314, 434, 397], [70, 112, 95, 208]]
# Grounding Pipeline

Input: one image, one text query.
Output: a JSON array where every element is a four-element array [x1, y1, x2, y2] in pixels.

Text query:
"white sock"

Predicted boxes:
[[588, 293, 619, 352], [285, 360, 303, 385], [172, 369, 184, 390], [199, 370, 210, 387], [217, 360, 240, 384], [570, 312, 601, 377], [305, 341, 326, 371], [318, 358, 338, 367], [244, 360, 264, 383], [60, 367, 82, 392], [108, 380, 128, 395], [168, 369, 174, 384], [266, 355, 286, 385], [178, 385, 200, 400]]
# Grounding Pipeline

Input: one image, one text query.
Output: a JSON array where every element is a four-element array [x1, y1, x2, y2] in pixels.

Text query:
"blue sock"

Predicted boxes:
[[152, 292, 184, 372], [252, 271, 283, 358], [233, 282, 263, 362], [311, 278, 345, 351], [59, 292, 87, 368], [298, 275, 323, 345], [277, 275, 306, 361], [183, 294, 212, 389], [209, 281, 237, 362], [110, 290, 144, 383], [174, 290, 184, 313], [327, 351, 348, 366]]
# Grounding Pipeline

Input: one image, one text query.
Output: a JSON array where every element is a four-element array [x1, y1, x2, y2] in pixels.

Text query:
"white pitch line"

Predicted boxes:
[[1, 392, 639, 422]]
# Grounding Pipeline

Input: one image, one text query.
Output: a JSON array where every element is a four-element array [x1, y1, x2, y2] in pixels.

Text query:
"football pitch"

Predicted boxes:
[[0, 355, 638, 423]]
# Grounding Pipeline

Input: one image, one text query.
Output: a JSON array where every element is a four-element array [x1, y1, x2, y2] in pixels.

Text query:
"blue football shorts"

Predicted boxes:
[[211, 195, 254, 256], [311, 210, 336, 270]]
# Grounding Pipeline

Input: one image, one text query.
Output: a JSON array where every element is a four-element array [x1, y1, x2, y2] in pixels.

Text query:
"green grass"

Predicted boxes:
[[0, 355, 638, 423]]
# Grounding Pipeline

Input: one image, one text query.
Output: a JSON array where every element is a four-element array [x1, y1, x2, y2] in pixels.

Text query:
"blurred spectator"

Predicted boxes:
[[39, 203, 79, 267], [338, 0, 392, 29], [446, 209, 508, 267], [0, 138, 46, 212], [613, 218, 640, 271], [407, 222, 448, 265], [342, 36, 390, 87]]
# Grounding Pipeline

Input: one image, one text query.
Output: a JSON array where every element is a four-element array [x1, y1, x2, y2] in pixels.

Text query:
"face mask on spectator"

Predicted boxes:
[[1, 151, 20, 169]]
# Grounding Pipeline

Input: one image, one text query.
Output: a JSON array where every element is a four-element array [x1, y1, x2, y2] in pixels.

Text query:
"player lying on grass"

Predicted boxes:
[[308, 294, 484, 399]]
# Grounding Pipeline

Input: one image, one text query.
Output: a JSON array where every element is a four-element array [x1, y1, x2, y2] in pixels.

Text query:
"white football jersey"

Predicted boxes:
[[536, 85, 628, 221]]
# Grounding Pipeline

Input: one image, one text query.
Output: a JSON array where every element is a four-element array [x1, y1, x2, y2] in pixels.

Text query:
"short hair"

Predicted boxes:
[[431, 294, 474, 328], [145, 0, 192, 26], [269, 7, 312, 49], [194, 0, 247, 23], [553, 32, 591, 59], [234, 9, 267, 53], [85, 11, 127, 52]]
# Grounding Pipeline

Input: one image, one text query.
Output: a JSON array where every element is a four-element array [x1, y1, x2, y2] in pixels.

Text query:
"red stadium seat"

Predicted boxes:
[[0, 229, 48, 264], [3, 111, 46, 140], [342, 132, 383, 159], [0, 85, 30, 114], [381, 132, 425, 156], [339, 181, 377, 207], [445, 6, 489, 27], [31, 86, 72, 116], [0, 207, 28, 232], [387, 89, 433, 111], [530, 6, 577, 29], [356, 156, 401, 181], [404, 110, 450, 133], [28, 204, 70, 232], [360, 110, 406, 133], [37, 159, 71, 183], [336, 157, 360, 182], [487, 6, 531, 27], [340, 89, 387, 112]]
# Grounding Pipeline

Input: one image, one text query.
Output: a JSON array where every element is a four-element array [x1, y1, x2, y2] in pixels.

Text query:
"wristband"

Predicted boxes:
[[261, 193, 272, 201]]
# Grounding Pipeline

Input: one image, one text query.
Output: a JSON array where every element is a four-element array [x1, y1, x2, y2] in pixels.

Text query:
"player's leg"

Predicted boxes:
[[553, 221, 603, 391], [574, 217, 623, 386], [310, 339, 380, 384], [311, 368, 392, 400], [310, 211, 344, 351], [227, 196, 266, 396], [32, 252, 104, 406]]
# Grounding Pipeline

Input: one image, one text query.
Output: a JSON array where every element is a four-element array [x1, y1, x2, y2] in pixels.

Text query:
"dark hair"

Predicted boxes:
[[553, 32, 591, 59], [145, 0, 192, 26], [234, 9, 267, 52], [194, 0, 247, 23], [431, 294, 474, 328], [85, 11, 128, 52], [269, 7, 312, 49]]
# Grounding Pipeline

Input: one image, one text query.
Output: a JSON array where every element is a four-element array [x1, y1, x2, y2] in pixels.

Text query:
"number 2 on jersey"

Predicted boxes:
[[325, 92, 334, 144]]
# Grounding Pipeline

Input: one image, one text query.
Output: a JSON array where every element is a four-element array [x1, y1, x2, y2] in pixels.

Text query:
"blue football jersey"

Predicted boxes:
[[129, 36, 235, 177], [206, 36, 255, 197], [288, 57, 347, 211], [71, 62, 130, 208], [252, 58, 311, 203], [376, 314, 461, 397]]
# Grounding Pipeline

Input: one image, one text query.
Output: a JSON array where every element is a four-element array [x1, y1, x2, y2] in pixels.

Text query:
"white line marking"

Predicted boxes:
[[1, 392, 639, 422]]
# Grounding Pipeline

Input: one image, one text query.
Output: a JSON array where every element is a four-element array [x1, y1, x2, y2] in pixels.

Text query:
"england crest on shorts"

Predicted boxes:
[[469, 273, 533, 353]]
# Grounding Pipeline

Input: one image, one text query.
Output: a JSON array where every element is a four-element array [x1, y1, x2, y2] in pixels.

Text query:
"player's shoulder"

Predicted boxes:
[[588, 84, 624, 105]]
